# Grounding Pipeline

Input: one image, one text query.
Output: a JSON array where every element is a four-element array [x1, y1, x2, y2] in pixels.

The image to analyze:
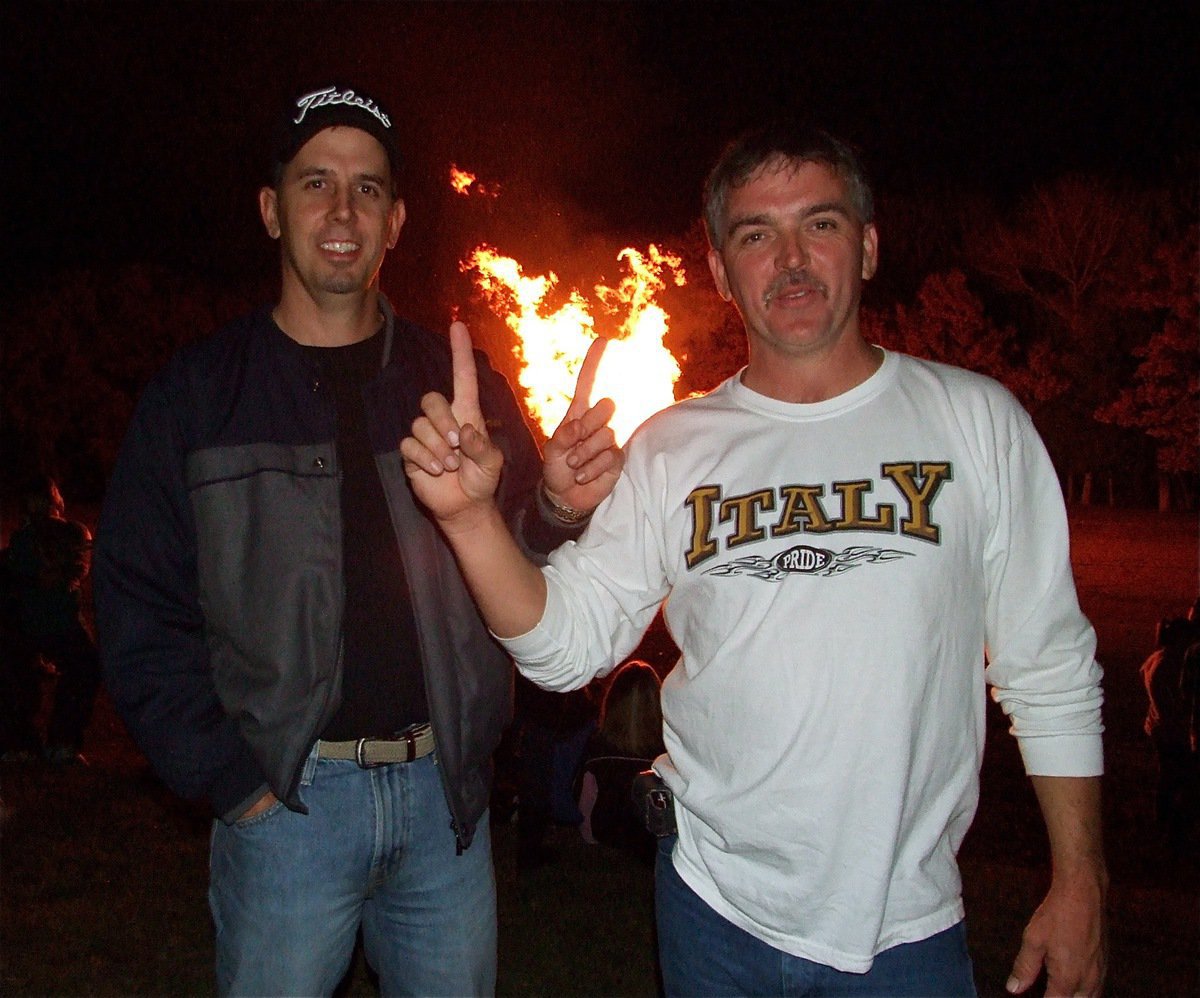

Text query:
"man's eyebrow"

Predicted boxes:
[[803, 201, 853, 219], [726, 211, 773, 233]]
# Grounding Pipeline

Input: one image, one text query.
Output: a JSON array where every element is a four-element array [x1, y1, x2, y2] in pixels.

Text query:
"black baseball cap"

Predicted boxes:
[[270, 83, 403, 184]]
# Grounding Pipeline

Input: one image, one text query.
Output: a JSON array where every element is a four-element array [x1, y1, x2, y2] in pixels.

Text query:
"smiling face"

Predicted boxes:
[[707, 158, 878, 388], [259, 125, 405, 308]]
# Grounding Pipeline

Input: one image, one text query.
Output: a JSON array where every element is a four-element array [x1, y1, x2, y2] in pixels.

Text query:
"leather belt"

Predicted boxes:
[[317, 724, 435, 768]]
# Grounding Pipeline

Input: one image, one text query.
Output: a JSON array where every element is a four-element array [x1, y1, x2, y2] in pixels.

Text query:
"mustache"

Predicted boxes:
[[763, 270, 826, 305]]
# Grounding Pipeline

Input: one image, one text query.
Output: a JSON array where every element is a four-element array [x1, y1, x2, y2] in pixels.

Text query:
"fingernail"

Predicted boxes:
[[1006, 976, 1020, 993], [448, 430, 460, 447]]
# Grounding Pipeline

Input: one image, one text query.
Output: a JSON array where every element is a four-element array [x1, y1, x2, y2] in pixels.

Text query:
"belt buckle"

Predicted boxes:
[[354, 736, 387, 769]]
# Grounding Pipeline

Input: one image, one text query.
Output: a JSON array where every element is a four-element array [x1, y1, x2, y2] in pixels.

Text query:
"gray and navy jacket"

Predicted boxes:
[[94, 298, 579, 848]]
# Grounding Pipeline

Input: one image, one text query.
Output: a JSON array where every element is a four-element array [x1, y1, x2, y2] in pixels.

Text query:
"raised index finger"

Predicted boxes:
[[565, 335, 607, 421], [449, 320, 480, 412]]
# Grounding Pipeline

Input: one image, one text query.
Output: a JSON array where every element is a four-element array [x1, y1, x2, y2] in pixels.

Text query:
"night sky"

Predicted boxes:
[[7, 0, 1196, 310]]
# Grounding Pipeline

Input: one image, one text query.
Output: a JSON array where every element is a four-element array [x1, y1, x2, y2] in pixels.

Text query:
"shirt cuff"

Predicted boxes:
[[1017, 732, 1104, 777]]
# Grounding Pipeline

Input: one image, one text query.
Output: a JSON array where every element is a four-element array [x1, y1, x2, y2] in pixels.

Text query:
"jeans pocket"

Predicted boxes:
[[232, 798, 286, 829]]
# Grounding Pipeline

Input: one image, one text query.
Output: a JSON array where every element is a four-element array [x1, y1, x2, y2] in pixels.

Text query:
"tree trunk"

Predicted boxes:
[[1081, 471, 1093, 506], [1158, 472, 1171, 512]]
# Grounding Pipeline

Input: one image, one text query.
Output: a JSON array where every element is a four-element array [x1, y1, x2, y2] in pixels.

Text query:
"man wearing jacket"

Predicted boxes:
[[93, 83, 620, 997]]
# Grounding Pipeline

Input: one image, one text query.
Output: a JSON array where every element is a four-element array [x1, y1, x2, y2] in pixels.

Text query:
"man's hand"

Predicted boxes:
[[1007, 775, 1108, 997], [542, 336, 624, 515], [401, 321, 504, 530], [1007, 877, 1107, 996], [401, 320, 552, 637]]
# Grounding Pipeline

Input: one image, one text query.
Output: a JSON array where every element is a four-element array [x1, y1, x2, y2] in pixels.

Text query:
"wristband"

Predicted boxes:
[[538, 480, 591, 525]]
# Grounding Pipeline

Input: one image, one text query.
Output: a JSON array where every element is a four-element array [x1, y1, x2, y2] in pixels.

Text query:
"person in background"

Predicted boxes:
[[1140, 599, 1200, 849], [93, 82, 621, 997], [0, 474, 99, 765], [512, 675, 598, 870], [400, 123, 1107, 997], [578, 659, 665, 864]]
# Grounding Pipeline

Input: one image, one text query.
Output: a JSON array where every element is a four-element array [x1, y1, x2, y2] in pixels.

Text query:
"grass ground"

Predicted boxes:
[[1, 508, 1197, 996]]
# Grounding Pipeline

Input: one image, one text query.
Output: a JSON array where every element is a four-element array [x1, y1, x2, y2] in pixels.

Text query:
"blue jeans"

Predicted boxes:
[[210, 750, 496, 996], [656, 837, 976, 997]]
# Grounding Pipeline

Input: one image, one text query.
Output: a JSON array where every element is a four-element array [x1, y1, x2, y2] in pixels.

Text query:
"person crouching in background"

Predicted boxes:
[[578, 660, 665, 863]]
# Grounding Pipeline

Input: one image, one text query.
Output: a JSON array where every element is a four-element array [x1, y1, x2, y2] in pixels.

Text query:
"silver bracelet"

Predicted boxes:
[[538, 480, 591, 525]]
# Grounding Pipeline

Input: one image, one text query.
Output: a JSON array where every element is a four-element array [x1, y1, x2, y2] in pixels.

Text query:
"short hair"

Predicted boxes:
[[703, 123, 874, 249]]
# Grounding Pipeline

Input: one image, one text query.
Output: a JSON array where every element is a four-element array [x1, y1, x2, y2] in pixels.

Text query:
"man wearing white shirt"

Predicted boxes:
[[402, 124, 1107, 997]]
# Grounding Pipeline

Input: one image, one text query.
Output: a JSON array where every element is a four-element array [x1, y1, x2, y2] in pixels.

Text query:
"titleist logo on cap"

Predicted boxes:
[[293, 86, 392, 129]]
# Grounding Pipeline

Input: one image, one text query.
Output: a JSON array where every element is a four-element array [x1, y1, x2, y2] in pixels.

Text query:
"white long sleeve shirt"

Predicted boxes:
[[503, 351, 1103, 971]]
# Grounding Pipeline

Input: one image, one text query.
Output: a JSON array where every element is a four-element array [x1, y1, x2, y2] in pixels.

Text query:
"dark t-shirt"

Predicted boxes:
[[303, 331, 427, 739]]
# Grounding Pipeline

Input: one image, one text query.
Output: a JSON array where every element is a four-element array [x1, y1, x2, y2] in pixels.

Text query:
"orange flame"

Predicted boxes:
[[462, 244, 684, 444], [449, 165, 476, 195], [450, 164, 499, 198]]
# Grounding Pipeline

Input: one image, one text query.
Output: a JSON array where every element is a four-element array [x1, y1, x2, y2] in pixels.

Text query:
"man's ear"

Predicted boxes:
[[259, 186, 281, 240], [861, 223, 878, 281], [386, 199, 406, 250], [707, 247, 733, 302]]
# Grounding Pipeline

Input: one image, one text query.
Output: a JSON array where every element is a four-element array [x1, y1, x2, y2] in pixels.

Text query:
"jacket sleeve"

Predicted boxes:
[[93, 373, 267, 821]]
